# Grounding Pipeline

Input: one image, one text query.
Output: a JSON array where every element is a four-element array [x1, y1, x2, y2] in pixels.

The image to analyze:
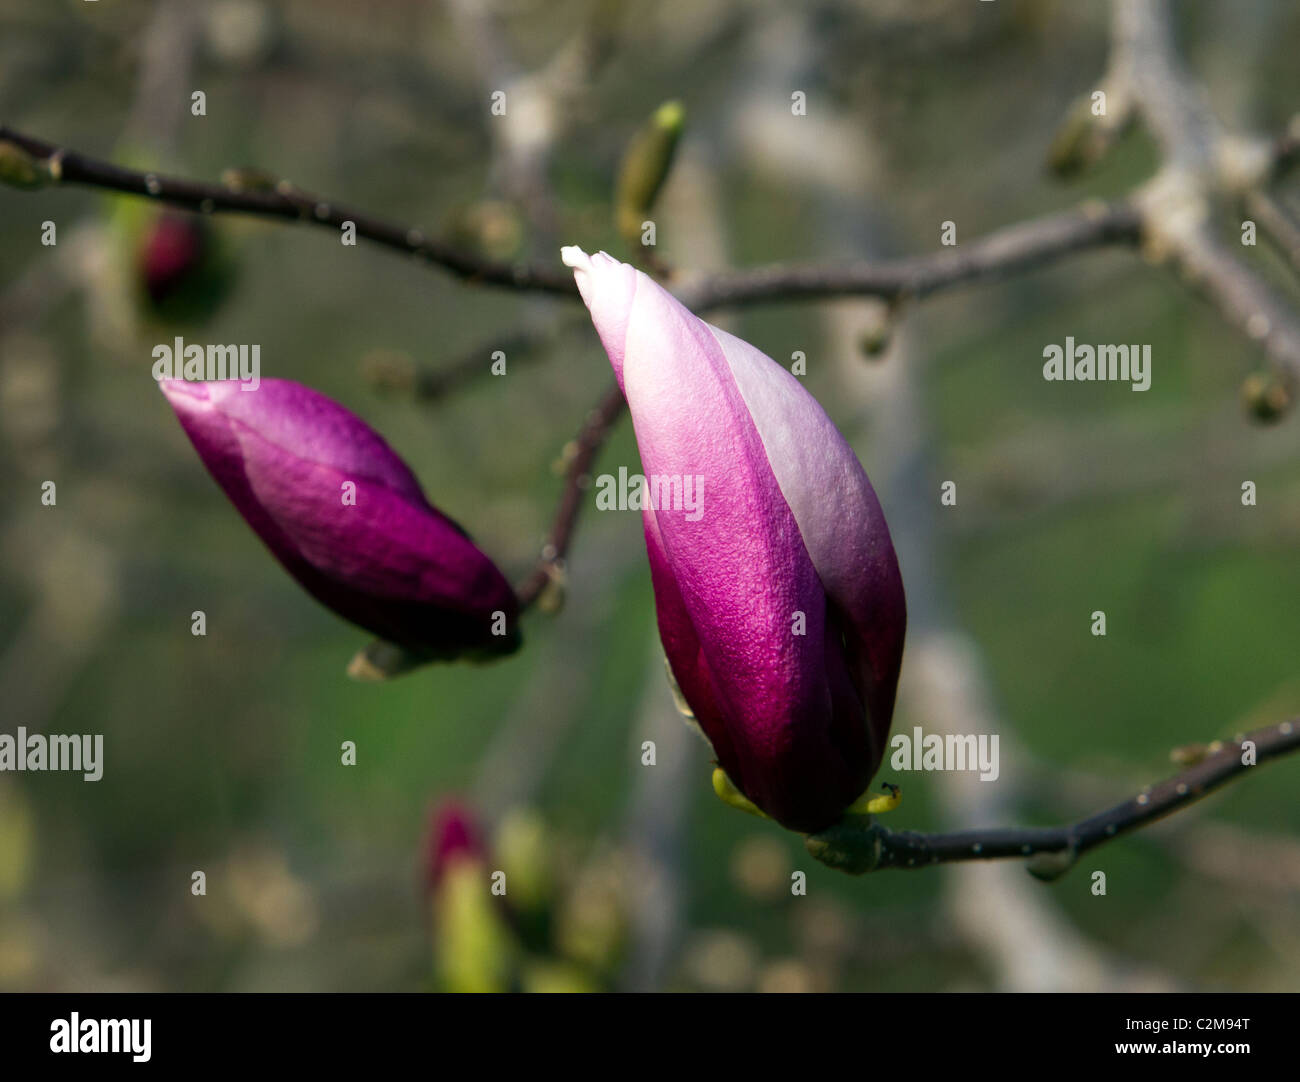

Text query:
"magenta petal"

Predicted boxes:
[[160, 378, 519, 657]]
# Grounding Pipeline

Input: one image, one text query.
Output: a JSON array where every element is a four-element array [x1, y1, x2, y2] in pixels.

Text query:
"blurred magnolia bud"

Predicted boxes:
[[615, 100, 685, 248], [137, 211, 237, 324], [426, 799, 487, 893], [1241, 370, 1292, 423], [1046, 98, 1110, 179], [1046, 89, 1132, 179], [424, 800, 517, 993]]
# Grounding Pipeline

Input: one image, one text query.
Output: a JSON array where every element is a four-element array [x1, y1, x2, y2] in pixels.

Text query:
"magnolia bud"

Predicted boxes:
[[161, 378, 521, 664], [137, 211, 236, 324], [424, 800, 516, 993], [1241, 370, 1292, 423], [615, 101, 685, 249], [563, 247, 906, 833]]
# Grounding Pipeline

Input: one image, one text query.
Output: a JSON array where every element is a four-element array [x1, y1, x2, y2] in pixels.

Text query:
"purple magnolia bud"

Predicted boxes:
[[140, 212, 207, 304], [137, 211, 235, 324], [425, 798, 486, 893], [562, 247, 906, 833], [160, 378, 520, 659]]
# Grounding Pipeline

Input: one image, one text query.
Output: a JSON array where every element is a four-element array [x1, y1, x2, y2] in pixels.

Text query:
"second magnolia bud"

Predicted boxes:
[[614, 101, 685, 249]]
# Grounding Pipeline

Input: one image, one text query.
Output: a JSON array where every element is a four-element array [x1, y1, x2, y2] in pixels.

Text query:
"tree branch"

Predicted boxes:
[[807, 719, 1300, 876], [1, 125, 1147, 315], [1105, 0, 1300, 388], [0, 125, 578, 298], [1244, 188, 1300, 277], [514, 380, 626, 611], [677, 201, 1143, 311]]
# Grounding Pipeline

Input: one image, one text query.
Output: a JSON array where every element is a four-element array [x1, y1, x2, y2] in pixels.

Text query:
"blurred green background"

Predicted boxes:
[[1, 0, 1298, 992]]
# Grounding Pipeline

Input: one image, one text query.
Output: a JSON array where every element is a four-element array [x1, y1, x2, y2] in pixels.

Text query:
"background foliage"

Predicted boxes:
[[1, 0, 1298, 991]]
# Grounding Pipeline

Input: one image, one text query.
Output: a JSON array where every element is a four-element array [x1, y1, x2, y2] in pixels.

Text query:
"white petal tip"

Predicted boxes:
[[560, 245, 591, 271]]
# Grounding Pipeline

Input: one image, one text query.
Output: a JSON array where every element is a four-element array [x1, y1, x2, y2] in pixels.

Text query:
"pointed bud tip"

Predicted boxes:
[[157, 377, 212, 408], [559, 245, 590, 271], [653, 100, 685, 132], [560, 247, 631, 323]]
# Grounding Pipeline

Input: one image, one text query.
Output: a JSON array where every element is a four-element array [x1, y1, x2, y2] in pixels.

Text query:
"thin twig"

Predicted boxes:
[[1244, 188, 1300, 277], [679, 202, 1143, 311], [363, 317, 583, 401], [808, 720, 1300, 875], [0, 125, 578, 297], [514, 380, 626, 611]]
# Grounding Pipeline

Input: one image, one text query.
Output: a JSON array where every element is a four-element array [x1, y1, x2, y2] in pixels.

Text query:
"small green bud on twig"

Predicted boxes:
[[0, 140, 57, 190], [615, 100, 685, 249]]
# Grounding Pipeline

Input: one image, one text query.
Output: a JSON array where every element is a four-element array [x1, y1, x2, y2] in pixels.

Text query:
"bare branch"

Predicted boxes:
[[1244, 188, 1300, 277], [1154, 210, 1300, 377], [0, 125, 578, 298], [807, 719, 1300, 876], [1099, 0, 1300, 391], [2, 126, 1151, 316], [679, 201, 1142, 312], [514, 380, 626, 612], [1110, 0, 1218, 172]]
